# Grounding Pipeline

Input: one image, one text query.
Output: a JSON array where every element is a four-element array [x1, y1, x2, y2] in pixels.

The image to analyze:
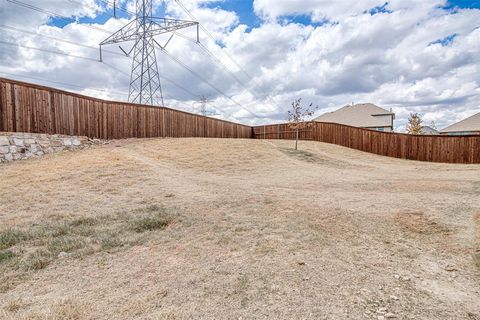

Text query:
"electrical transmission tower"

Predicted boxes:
[[99, 0, 199, 106], [193, 96, 216, 116]]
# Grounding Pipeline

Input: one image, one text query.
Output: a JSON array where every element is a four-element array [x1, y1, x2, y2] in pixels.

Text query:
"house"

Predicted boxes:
[[314, 103, 395, 132], [440, 112, 480, 135], [421, 126, 440, 135]]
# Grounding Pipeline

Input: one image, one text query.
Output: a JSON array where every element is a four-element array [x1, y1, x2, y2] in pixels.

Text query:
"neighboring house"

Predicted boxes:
[[440, 112, 480, 135], [421, 126, 440, 135], [314, 103, 395, 132]]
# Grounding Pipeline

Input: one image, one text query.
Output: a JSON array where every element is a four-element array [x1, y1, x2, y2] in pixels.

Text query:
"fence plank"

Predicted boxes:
[[0, 77, 253, 140], [253, 122, 480, 164], [1, 77, 479, 164]]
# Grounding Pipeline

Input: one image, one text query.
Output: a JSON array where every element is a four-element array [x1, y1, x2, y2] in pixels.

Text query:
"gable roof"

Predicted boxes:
[[441, 112, 480, 133], [421, 126, 439, 135], [314, 103, 394, 128]]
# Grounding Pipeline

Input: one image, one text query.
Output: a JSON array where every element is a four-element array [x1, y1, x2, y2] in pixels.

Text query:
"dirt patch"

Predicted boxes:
[[396, 211, 451, 236], [473, 181, 480, 193]]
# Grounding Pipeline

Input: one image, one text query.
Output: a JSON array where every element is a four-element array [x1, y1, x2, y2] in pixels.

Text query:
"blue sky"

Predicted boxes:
[[205, 0, 259, 27], [446, 0, 480, 8]]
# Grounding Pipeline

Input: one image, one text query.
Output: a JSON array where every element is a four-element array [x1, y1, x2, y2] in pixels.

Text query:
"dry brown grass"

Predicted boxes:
[[0, 298, 90, 320], [0, 204, 175, 293], [474, 213, 480, 269], [0, 138, 479, 319]]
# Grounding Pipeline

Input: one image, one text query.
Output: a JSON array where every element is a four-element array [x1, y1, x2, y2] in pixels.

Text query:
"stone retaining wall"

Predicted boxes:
[[0, 132, 102, 163]]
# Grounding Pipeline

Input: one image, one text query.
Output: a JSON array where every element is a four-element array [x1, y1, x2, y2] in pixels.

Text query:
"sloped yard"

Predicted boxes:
[[0, 138, 479, 319]]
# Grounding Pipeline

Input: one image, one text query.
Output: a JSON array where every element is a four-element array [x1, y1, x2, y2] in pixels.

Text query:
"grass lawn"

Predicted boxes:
[[0, 138, 479, 319]]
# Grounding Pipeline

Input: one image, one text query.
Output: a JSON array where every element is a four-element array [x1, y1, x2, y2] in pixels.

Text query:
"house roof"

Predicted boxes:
[[441, 112, 480, 133], [314, 103, 394, 128], [421, 126, 439, 135]]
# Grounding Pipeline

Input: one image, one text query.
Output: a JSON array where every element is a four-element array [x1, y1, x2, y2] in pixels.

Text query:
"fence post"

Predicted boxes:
[[162, 108, 166, 138]]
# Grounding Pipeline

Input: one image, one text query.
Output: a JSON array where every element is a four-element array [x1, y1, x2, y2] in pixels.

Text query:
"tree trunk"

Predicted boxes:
[[295, 127, 299, 150]]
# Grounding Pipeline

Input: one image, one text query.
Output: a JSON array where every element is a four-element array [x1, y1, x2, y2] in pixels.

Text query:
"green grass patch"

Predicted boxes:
[[0, 250, 16, 263], [0, 229, 26, 250], [130, 213, 172, 233], [0, 205, 176, 292], [69, 217, 99, 227], [129, 205, 173, 233], [279, 147, 318, 163]]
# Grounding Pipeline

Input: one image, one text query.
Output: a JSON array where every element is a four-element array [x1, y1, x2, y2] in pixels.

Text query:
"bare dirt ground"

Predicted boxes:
[[0, 138, 479, 320]]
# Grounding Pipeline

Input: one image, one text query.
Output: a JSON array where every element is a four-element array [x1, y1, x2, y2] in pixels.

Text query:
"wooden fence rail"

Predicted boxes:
[[1, 78, 479, 163], [0, 78, 253, 139], [253, 122, 480, 164]]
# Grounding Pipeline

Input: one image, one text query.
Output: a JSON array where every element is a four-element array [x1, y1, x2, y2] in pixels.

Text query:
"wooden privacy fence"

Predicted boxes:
[[253, 122, 480, 164], [0, 78, 252, 139], [1, 77, 479, 163]]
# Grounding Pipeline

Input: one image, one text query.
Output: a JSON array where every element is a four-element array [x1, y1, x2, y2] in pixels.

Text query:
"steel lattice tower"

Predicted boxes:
[[100, 0, 198, 106]]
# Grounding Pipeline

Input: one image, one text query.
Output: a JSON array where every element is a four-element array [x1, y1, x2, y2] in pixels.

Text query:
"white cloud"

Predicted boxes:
[[253, 0, 447, 22], [253, 0, 384, 22], [0, 0, 479, 130]]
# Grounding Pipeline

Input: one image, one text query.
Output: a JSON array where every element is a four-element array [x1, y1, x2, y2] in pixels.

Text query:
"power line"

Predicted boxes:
[[174, 31, 276, 109], [59, 4, 201, 103], [175, 32, 247, 87], [97, 1, 256, 117], [3, 0, 260, 119], [0, 39, 202, 107], [160, 75, 202, 100], [0, 48, 242, 119], [67, 0, 135, 20], [100, 58, 201, 100], [98, 0, 136, 16], [101, 37, 252, 118], [0, 23, 203, 102], [173, 0, 216, 42], [0, 24, 124, 57], [98, 63, 197, 111], [6, 0, 111, 34], [0, 20, 209, 111], [99, 1, 200, 107], [0, 39, 99, 61], [174, 0, 257, 82], [0, 71, 197, 111], [102, 58, 229, 117], [173, 0, 281, 108], [158, 46, 260, 118], [0, 71, 128, 96]]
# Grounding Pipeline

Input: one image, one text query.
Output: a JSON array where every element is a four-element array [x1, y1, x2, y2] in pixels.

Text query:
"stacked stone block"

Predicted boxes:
[[0, 132, 96, 163]]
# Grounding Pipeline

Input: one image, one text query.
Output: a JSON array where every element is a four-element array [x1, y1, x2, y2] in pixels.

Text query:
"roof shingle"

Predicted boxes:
[[314, 103, 394, 128], [441, 112, 480, 133]]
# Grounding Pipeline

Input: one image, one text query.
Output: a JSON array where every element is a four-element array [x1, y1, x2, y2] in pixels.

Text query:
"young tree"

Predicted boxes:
[[429, 121, 437, 131], [406, 113, 424, 135], [287, 98, 317, 150]]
